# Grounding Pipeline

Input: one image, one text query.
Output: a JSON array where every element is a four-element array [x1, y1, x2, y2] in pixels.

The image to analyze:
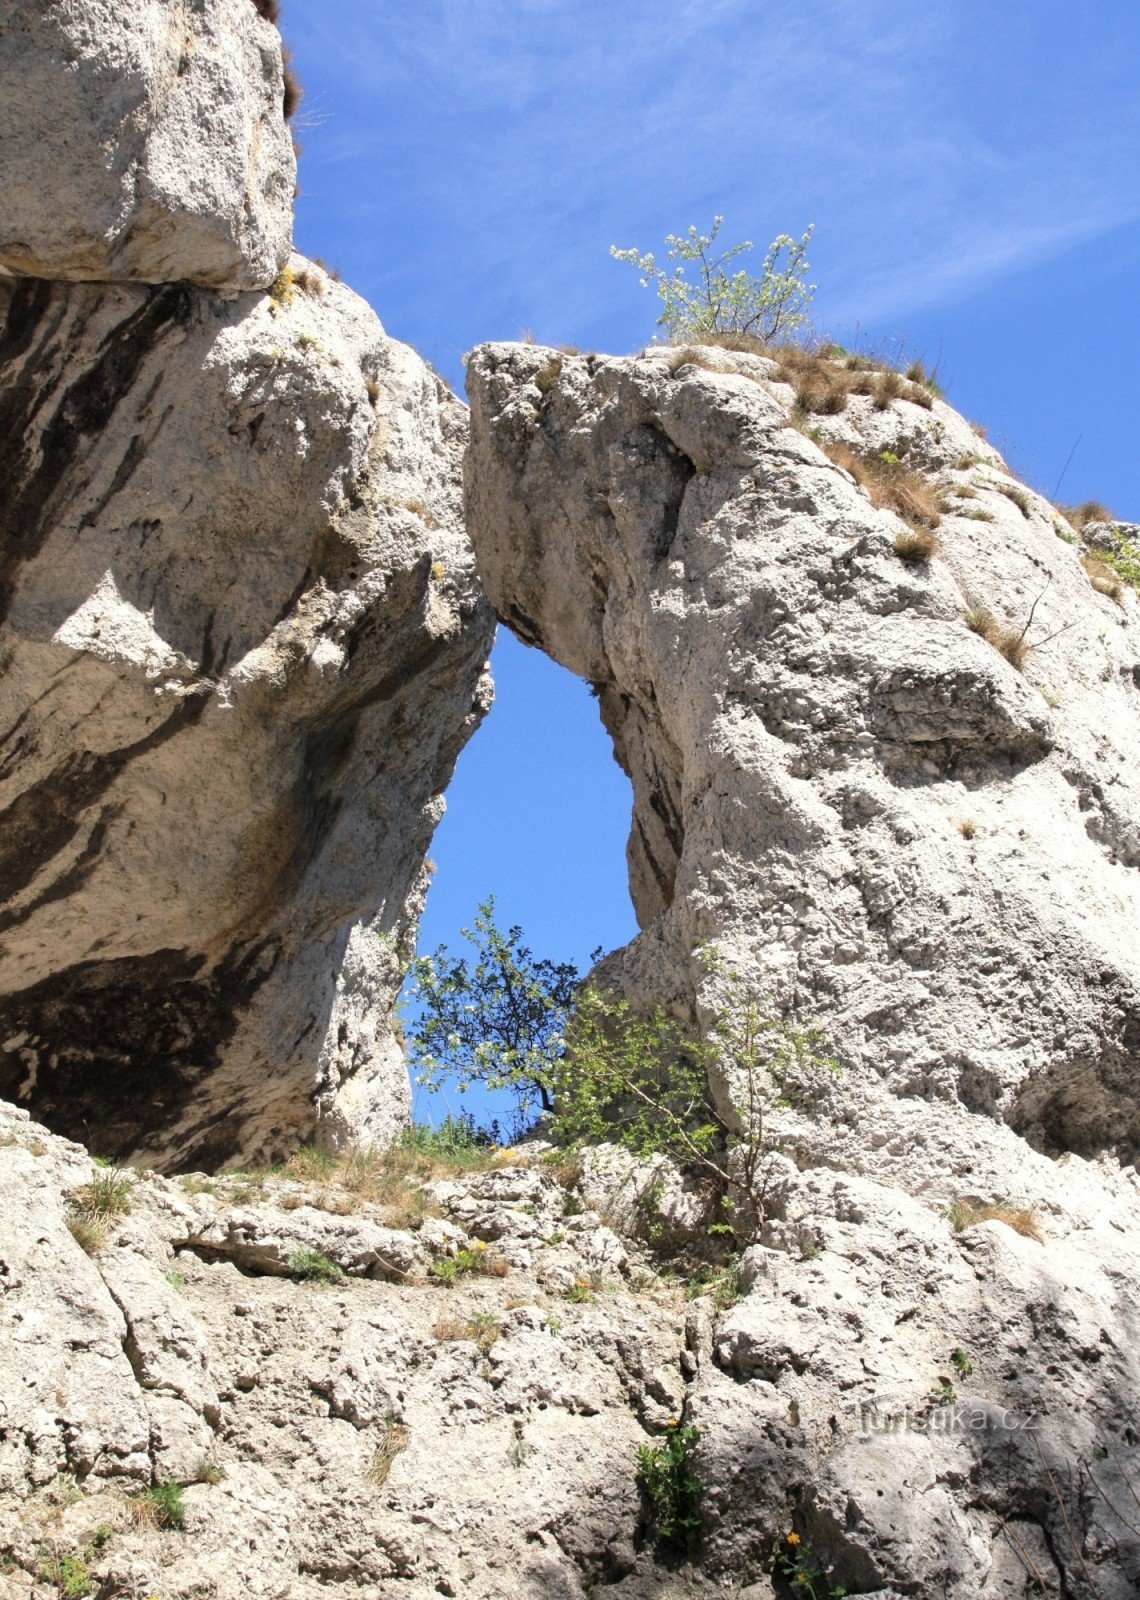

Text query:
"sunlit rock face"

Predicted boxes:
[[0, 0, 295, 291], [465, 341, 1140, 1161], [0, 0, 495, 1169], [0, 264, 493, 1169], [465, 340, 1140, 1596]]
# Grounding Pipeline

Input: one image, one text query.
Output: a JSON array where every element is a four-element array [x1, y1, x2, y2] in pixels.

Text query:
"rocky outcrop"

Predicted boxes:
[[0, 1, 495, 1168], [0, 0, 295, 290], [465, 342, 1140, 1160], [465, 341, 1140, 1595], [0, 262, 493, 1170], [0, 1102, 690, 1600]]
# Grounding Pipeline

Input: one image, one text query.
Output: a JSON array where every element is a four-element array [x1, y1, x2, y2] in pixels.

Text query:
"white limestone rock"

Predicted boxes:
[[0, 0, 295, 290], [465, 341, 1140, 1161], [0, 1103, 690, 1600], [464, 340, 1140, 1598], [0, 261, 494, 1168]]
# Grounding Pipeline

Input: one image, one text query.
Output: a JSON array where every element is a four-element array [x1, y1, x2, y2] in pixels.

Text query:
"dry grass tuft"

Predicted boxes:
[[794, 379, 847, 415], [956, 817, 979, 840], [552, 1159, 583, 1191], [963, 603, 1028, 670], [1082, 555, 1123, 602], [1057, 499, 1115, 534], [67, 1212, 106, 1256], [282, 58, 303, 120], [893, 526, 939, 564], [948, 1198, 1043, 1242], [821, 440, 941, 537], [871, 369, 903, 410], [996, 482, 1032, 518], [366, 1417, 409, 1487], [533, 354, 563, 394], [433, 1312, 501, 1353], [293, 266, 323, 297]]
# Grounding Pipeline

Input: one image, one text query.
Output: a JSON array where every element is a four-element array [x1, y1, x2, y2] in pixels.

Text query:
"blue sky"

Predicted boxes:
[[283, 0, 1140, 1127]]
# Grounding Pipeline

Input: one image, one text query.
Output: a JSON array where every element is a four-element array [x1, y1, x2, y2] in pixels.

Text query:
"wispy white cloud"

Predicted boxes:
[[286, 0, 1140, 346]]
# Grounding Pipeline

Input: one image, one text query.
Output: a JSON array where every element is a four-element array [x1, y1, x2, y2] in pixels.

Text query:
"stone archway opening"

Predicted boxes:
[[403, 627, 638, 1135]]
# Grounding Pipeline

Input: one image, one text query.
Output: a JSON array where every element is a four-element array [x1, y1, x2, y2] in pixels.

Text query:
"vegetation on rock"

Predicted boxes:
[[611, 216, 815, 343]]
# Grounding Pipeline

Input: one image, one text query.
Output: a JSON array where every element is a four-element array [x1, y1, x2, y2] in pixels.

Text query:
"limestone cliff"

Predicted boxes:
[[0, 0, 495, 1168], [465, 341, 1140, 1595], [465, 342, 1140, 1161]]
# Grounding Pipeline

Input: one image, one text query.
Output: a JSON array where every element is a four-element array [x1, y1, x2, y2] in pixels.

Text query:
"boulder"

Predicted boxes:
[[0, 261, 494, 1168], [0, 0, 295, 290]]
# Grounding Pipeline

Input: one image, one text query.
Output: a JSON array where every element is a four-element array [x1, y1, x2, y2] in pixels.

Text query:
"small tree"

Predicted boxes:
[[610, 216, 815, 344], [404, 899, 582, 1123], [550, 983, 837, 1239]]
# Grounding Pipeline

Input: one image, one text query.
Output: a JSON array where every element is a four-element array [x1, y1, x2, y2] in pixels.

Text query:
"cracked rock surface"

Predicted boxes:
[[0, 0, 495, 1168], [0, 261, 493, 1168], [4, 1089, 1140, 1598], [464, 340, 1140, 1595], [0, 1103, 694, 1600]]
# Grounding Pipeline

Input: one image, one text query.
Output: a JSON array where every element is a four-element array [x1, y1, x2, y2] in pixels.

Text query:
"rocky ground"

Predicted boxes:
[[4, 1090, 1140, 1599]]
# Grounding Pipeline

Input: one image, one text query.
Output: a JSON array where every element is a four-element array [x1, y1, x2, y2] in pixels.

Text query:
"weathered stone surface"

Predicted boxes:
[[5, 1090, 1140, 1597], [0, 0, 295, 291], [0, 260, 494, 1168], [465, 341, 1140, 1596], [465, 342, 1140, 1160], [0, 1102, 691, 1600]]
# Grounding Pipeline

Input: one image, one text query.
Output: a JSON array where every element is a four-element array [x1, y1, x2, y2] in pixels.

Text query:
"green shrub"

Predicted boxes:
[[611, 216, 815, 343], [287, 1249, 344, 1285], [405, 898, 581, 1124], [550, 981, 836, 1240], [636, 1422, 702, 1553], [141, 1479, 185, 1530]]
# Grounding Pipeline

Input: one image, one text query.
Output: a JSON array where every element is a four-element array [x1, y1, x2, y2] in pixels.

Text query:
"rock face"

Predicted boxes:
[[0, 0, 295, 290], [0, 1, 495, 1169], [465, 343, 1140, 1159], [0, 263, 493, 1169], [0, 1102, 691, 1600], [465, 341, 1140, 1595]]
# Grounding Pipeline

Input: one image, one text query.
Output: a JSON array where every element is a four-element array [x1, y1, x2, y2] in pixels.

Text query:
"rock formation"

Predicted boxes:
[[0, 0, 295, 290], [465, 342, 1140, 1160], [0, 0, 495, 1169], [0, 1101, 687, 1600], [465, 341, 1140, 1595], [3, 0, 1140, 1594]]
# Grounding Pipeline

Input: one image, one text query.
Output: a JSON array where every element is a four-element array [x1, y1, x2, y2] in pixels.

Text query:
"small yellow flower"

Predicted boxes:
[[786, 1531, 801, 1546], [475, 1240, 487, 1251]]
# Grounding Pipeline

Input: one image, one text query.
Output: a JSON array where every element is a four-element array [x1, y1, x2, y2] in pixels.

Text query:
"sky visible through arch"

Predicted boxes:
[[283, 0, 1140, 1129]]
